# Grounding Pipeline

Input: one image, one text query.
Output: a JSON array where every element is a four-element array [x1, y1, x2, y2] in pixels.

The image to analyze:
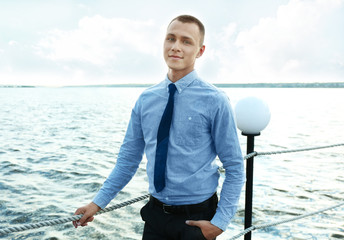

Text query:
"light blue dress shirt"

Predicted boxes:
[[93, 70, 245, 231]]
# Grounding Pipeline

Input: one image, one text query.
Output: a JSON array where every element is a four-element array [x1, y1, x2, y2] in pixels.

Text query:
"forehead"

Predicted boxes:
[[166, 20, 201, 41]]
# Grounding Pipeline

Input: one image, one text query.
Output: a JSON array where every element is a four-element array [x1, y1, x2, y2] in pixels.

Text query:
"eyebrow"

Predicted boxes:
[[166, 33, 194, 41]]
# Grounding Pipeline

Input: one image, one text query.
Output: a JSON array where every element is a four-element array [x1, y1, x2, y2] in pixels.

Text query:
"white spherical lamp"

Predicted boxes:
[[235, 96, 271, 135]]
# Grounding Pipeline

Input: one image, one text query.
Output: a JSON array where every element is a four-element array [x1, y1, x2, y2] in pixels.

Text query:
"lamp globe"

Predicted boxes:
[[235, 96, 271, 135]]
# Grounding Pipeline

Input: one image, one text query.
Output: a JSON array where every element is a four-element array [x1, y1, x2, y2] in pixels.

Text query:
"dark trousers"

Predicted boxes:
[[140, 194, 218, 240]]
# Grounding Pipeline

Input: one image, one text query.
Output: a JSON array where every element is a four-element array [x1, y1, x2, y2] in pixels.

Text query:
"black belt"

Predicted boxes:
[[150, 193, 217, 215]]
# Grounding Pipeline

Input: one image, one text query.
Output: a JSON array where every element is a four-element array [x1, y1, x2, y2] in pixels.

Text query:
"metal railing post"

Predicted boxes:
[[243, 133, 259, 240]]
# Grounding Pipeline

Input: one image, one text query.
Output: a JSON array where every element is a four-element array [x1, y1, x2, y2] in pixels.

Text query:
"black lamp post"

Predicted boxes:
[[243, 132, 259, 240], [235, 96, 271, 240]]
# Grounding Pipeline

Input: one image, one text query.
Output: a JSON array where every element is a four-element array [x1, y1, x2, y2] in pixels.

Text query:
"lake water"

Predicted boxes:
[[0, 87, 343, 240]]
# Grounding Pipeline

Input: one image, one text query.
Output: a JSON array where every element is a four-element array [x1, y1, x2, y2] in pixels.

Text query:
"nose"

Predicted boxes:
[[171, 40, 181, 52]]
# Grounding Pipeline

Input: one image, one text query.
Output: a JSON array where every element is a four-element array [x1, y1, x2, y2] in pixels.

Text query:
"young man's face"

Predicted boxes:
[[163, 20, 205, 78]]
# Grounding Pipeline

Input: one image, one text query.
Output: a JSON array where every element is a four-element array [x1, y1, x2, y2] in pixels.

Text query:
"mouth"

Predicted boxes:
[[169, 55, 183, 59]]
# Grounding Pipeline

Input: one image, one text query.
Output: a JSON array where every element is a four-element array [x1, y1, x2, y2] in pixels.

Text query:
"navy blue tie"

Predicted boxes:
[[154, 83, 177, 193]]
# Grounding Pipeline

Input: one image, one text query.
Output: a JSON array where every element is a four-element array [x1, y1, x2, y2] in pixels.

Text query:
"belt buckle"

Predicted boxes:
[[162, 204, 172, 214]]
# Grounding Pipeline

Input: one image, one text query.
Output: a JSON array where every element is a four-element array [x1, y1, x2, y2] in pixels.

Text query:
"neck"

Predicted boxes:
[[167, 68, 194, 82]]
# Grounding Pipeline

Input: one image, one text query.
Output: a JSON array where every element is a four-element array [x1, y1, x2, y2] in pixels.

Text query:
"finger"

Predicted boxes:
[[73, 215, 81, 228], [81, 216, 94, 226], [185, 220, 199, 227], [73, 220, 82, 228], [73, 208, 86, 228], [79, 214, 90, 225], [73, 207, 84, 216], [72, 214, 82, 228]]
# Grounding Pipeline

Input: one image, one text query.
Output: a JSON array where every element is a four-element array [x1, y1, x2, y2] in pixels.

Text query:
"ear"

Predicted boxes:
[[196, 45, 205, 58]]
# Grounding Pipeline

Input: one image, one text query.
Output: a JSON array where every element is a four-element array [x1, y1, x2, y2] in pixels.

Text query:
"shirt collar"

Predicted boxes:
[[164, 70, 198, 94]]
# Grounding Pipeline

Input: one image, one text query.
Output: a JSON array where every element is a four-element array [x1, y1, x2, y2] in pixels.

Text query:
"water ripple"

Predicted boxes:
[[0, 88, 343, 240]]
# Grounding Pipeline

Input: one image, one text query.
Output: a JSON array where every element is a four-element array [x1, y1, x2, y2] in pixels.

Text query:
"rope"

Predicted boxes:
[[225, 143, 344, 170], [95, 194, 149, 215], [0, 194, 149, 236], [228, 201, 344, 240], [241, 143, 344, 160], [256, 143, 344, 156], [243, 151, 257, 160]]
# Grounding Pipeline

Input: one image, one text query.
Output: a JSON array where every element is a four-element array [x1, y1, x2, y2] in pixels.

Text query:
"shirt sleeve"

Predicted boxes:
[[210, 92, 245, 231], [93, 100, 145, 209]]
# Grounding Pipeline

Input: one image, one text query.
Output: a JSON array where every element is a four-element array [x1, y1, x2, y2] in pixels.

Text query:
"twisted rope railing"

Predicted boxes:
[[0, 143, 343, 237], [253, 142, 344, 158], [228, 201, 344, 240], [0, 194, 150, 236]]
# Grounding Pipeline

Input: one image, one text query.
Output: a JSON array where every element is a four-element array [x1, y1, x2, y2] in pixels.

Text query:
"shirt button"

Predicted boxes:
[[188, 117, 192, 120]]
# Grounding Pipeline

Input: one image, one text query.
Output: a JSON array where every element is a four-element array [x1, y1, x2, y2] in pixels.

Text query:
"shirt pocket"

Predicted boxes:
[[175, 115, 202, 146]]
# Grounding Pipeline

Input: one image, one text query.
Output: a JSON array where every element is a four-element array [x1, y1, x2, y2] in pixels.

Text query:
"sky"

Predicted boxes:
[[0, 0, 343, 86]]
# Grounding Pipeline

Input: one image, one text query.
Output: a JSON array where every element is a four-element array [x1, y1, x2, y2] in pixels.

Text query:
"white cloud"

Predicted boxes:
[[8, 40, 18, 46], [35, 15, 162, 66], [211, 0, 344, 83]]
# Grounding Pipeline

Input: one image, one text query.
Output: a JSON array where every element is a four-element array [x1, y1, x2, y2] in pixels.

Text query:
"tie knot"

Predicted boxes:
[[168, 84, 177, 95]]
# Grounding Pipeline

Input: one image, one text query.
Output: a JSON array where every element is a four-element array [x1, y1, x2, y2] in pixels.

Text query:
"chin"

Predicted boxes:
[[167, 63, 183, 70]]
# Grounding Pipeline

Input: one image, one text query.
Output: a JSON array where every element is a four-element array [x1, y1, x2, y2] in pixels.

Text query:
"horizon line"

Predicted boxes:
[[1, 82, 344, 88]]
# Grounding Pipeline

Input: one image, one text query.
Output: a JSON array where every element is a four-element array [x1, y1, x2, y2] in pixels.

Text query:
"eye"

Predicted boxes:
[[167, 37, 175, 41], [183, 39, 194, 45]]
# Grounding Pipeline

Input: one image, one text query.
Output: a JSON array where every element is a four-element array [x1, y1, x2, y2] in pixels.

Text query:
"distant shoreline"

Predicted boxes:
[[1, 82, 344, 88]]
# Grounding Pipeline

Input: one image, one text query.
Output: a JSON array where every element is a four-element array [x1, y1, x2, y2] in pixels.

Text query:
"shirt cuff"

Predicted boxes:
[[92, 191, 111, 209], [211, 212, 231, 232]]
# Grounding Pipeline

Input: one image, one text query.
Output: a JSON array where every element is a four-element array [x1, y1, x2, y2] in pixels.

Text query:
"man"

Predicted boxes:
[[73, 15, 245, 240]]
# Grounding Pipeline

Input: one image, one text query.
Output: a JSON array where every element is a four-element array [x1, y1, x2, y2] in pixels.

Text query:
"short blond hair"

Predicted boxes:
[[169, 15, 205, 46]]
